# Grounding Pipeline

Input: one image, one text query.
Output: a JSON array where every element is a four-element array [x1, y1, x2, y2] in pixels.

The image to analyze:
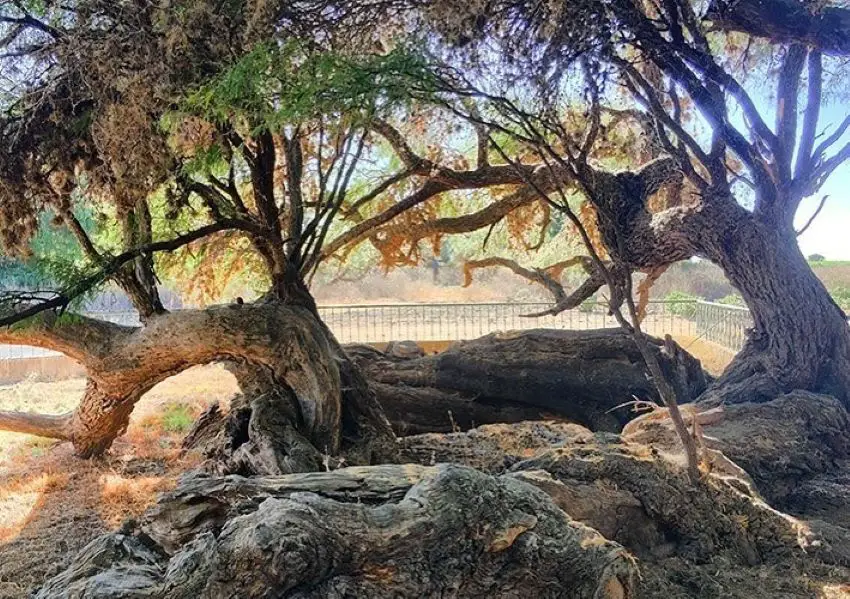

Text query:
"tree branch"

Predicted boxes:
[[795, 50, 822, 180], [0, 220, 265, 327], [370, 119, 433, 171], [775, 45, 806, 184], [319, 163, 542, 262], [795, 194, 828, 237], [706, 0, 850, 56], [462, 257, 571, 304], [810, 115, 850, 166], [808, 142, 850, 194], [0, 411, 73, 441]]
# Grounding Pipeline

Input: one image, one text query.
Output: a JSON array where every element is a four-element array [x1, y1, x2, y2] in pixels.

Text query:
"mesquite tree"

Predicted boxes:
[[317, 0, 850, 407], [0, 0, 598, 460], [2, 0, 849, 459], [0, 2, 390, 461], [0, 1, 511, 461]]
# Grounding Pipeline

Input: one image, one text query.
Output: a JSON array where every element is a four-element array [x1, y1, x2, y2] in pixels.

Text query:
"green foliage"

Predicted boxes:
[[831, 287, 850, 310], [808, 253, 826, 262], [6, 310, 86, 333], [176, 41, 432, 133], [160, 403, 195, 434], [717, 294, 745, 307], [664, 291, 698, 318], [578, 299, 596, 313], [0, 209, 96, 290]]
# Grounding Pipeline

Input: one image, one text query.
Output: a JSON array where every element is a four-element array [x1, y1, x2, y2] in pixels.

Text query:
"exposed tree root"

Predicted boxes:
[[36, 391, 850, 597], [37, 464, 638, 599]]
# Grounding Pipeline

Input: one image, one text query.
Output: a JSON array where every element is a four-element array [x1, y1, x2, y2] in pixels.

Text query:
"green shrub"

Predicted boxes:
[[717, 294, 745, 307], [578, 299, 597, 313], [665, 291, 698, 318], [160, 403, 195, 434]]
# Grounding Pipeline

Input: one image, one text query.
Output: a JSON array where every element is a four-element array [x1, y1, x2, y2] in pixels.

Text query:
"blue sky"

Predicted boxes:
[[796, 175, 850, 260], [793, 97, 850, 260]]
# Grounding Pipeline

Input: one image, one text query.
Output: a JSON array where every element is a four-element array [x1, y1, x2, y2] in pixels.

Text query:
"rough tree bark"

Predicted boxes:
[[36, 464, 639, 599], [0, 302, 396, 465], [36, 395, 850, 598], [706, 0, 850, 56], [703, 223, 850, 405], [572, 160, 850, 407], [348, 328, 709, 434]]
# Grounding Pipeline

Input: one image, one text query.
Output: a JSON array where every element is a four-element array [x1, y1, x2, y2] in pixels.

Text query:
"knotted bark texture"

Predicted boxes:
[[36, 464, 637, 599], [0, 303, 396, 468], [351, 328, 709, 434]]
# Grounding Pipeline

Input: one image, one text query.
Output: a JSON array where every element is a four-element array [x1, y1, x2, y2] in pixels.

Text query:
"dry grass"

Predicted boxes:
[[820, 583, 850, 598], [0, 365, 238, 598], [672, 335, 735, 376]]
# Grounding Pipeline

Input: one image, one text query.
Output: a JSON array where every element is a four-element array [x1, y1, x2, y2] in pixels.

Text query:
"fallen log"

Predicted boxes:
[[351, 328, 709, 434]]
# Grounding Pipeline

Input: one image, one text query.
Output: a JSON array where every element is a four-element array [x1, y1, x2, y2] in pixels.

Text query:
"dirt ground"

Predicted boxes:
[[0, 337, 733, 598], [0, 365, 239, 598]]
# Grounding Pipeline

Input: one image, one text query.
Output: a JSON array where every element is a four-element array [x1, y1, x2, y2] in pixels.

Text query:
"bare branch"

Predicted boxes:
[[371, 119, 432, 170], [796, 195, 829, 237], [775, 45, 806, 183], [463, 257, 568, 304], [0, 220, 264, 327], [808, 142, 850, 194], [795, 50, 822, 180], [810, 115, 850, 166]]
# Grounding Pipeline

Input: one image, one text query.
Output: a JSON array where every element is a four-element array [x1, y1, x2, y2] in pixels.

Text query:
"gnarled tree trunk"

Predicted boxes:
[[704, 225, 850, 405], [0, 302, 396, 465], [581, 161, 850, 408]]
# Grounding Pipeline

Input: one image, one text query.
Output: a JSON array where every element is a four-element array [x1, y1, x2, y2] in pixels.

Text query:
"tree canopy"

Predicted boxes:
[[1, 0, 849, 402]]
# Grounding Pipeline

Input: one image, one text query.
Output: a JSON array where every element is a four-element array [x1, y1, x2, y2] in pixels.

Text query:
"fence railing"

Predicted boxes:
[[0, 299, 753, 382], [317, 300, 699, 344], [693, 301, 752, 352]]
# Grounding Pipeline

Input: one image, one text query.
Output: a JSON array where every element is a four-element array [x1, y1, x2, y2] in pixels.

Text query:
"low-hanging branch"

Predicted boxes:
[[0, 219, 269, 328], [463, 257, 570, 304], [462, 256, 611, 317]]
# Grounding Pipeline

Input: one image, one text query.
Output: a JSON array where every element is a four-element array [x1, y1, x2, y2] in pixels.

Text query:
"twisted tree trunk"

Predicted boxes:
[[0, 302, 396, 463], [704, 225, 850, 404], [583, 162, 850, 408]]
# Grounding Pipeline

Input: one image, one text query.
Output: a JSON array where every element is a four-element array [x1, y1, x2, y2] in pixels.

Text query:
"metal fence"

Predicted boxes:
[[0, 299, 753, 382], [318, 300, 699, 344], [693, 301, 752, 352]]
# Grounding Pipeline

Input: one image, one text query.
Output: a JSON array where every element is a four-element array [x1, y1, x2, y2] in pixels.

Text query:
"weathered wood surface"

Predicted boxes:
[[0, 303, 397, 465], [37, 464, 637, 599], [35, 391, 850, 598], [623, 391, 850, 512], [350, 328, 709, 434]]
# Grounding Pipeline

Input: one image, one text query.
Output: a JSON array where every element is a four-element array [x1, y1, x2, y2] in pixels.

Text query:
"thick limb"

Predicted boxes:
[[0, 303, 395, 460]]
